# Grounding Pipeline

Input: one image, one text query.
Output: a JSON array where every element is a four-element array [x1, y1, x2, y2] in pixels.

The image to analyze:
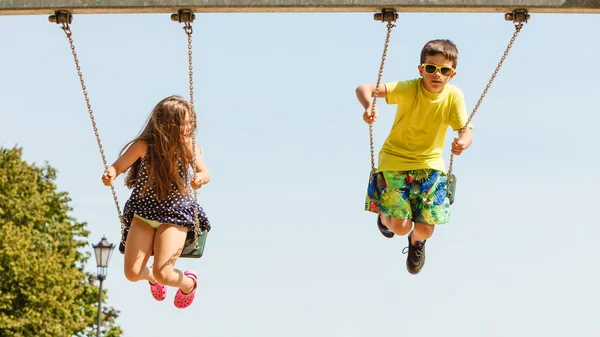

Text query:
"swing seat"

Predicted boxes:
[[181, 230, 208, 258], [118, 229, 208, 259], [448, 174, 456, 205]]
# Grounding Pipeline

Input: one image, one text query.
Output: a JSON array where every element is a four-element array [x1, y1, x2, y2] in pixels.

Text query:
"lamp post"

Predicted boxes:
[[92, 236, 115, 337]]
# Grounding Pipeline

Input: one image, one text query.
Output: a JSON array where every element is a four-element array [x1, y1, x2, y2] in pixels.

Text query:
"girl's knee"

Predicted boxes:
[[124, 267, 144, 282], [152, 265, 174, 285]]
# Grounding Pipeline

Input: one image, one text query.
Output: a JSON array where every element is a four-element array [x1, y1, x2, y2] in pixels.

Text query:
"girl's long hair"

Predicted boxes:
[[122, 95, 196, 200]]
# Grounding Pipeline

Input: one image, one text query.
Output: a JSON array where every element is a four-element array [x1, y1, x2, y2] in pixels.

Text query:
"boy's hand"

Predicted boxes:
[[363, 106, 378, 124], [191, 172, 207, 190], [451, 137, 471, 155], [102, 166, 117, 186]]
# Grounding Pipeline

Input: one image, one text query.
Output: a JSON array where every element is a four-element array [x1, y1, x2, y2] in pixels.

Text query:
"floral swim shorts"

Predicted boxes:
[[365, 169, 450, 225]]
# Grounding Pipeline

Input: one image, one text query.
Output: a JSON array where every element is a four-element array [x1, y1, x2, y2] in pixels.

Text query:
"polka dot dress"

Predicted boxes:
[[122, 157, 211, 236]]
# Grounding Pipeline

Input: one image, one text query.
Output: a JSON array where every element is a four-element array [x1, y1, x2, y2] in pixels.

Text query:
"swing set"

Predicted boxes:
[[366, 8, 528, 206], [1, 0, 597, 258], [48, 9, 208, 258]]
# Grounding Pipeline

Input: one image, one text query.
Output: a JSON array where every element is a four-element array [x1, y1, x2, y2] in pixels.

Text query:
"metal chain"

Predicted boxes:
[[446, 22, 525, 194], [183, 22, 202, 249], [369, 21, 396, 175], [60, 23, 126, 246]]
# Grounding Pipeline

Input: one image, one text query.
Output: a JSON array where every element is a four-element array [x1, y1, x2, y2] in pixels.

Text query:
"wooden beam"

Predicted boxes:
[[0, 0, 599, 15]]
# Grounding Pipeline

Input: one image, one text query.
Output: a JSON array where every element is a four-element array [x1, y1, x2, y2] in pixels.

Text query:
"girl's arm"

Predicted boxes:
[[112, 140, 147, 175], [194, 142, 210, 183], [190, 141, 210, 188], [101, 140, 146, 186]]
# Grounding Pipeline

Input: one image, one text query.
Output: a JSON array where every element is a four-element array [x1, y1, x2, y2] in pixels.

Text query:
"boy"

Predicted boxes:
[[355, 39, 472, 275]]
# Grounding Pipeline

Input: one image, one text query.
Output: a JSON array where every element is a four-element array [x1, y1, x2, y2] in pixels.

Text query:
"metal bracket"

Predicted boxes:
[[505, 8, 530, 23], [48, 10, 73, 24], [373, 8, 398, 22], [171, 9, 195, 23]]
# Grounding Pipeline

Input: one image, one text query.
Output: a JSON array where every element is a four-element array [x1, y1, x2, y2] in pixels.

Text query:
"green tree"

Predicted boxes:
[[0, 147, 122, 337]]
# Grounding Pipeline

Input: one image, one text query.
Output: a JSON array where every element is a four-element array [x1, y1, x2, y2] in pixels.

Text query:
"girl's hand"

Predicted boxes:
[[102, 166, 117, 186], [191, 172, 207, 190]]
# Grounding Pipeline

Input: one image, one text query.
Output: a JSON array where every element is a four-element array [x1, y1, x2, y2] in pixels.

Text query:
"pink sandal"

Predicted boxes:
[[148, 265, 167, 301], [174, 270, 197, 309]]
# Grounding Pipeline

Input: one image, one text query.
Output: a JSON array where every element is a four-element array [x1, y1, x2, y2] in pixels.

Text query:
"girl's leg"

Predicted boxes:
[[123, 217, 157, 283], [152, 224, 195, 293]]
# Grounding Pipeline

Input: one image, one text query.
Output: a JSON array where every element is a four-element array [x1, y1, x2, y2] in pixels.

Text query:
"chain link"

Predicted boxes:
[[369, 21, 396, 175], [183, 22, 202, 249], [60, 23, 126, 246], [446, 22, 524, 195]]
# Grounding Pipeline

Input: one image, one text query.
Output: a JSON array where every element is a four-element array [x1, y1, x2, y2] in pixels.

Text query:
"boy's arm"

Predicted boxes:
[[451, 127, 472, 156], [450, 89, 473, 156], [355, 84, 387, 110], [357, 84, 388, 124]]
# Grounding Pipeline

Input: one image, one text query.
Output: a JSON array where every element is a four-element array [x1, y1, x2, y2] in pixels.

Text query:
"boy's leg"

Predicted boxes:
[[366, 171, 412, 238], [405, 170, 450, 275], [123, 217, 157, 283], [380, 215, 413, 236], [411, 223, 435, 243], [377, 215, 395, 238], [404, 222, 434, 275], [152, 224, 195, 294]]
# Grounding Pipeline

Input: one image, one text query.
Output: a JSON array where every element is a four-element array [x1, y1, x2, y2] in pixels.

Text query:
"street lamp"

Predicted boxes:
[[92, 236, 115, 337]]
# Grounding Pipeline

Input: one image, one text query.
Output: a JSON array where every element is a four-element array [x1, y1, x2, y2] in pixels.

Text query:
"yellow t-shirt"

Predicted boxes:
[[378, 78, 470, 173]]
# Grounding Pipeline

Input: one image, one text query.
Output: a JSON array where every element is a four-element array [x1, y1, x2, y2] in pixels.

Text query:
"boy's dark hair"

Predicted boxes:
[[420, 39, 458, 69]]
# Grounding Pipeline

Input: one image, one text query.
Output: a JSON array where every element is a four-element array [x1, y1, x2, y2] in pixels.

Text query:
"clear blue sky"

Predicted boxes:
[[1, 10, 599, 337]]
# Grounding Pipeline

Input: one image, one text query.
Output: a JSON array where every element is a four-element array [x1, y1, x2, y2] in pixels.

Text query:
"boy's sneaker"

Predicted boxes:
[[403, 234, 426, 275], [377, 215, 394, 238]]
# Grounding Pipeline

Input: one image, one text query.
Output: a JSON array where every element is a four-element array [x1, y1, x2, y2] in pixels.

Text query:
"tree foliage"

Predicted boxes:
[[0, 147, 122, 337]]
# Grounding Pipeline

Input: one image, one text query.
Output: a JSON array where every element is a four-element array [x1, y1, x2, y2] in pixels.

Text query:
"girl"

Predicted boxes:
[[101, 95, 211, 309]]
